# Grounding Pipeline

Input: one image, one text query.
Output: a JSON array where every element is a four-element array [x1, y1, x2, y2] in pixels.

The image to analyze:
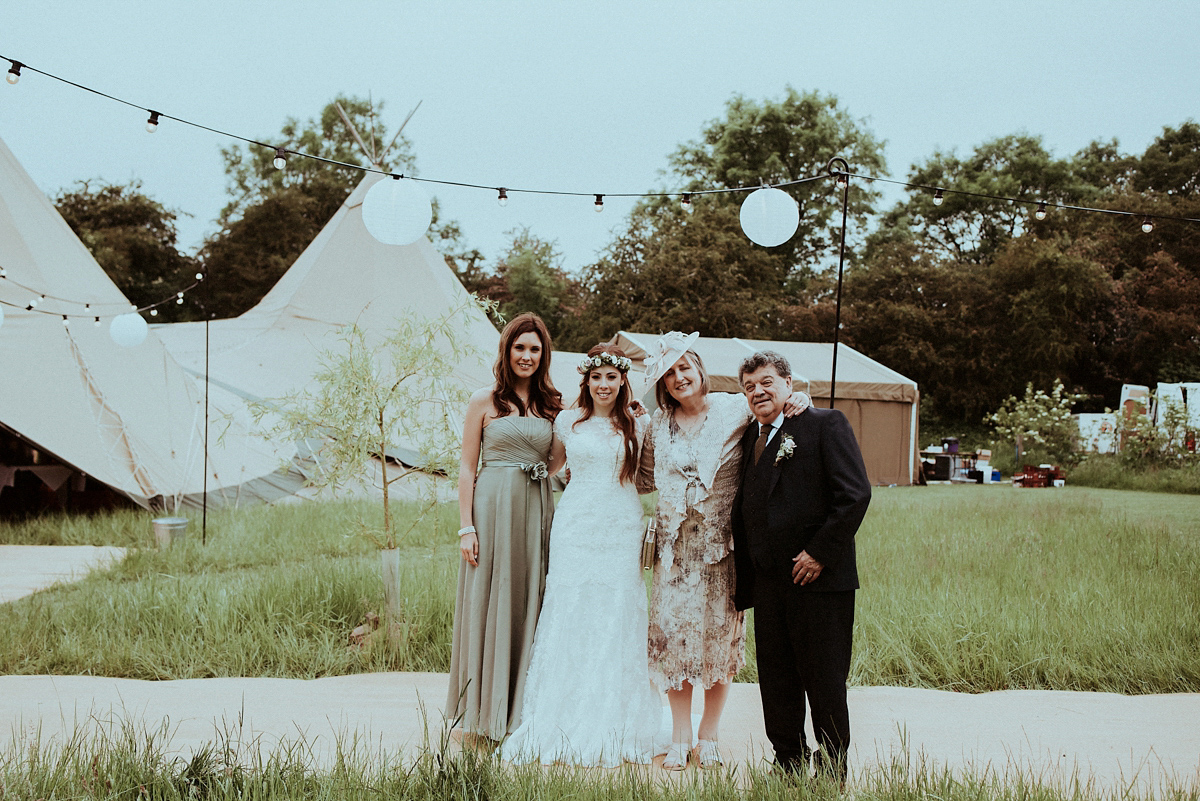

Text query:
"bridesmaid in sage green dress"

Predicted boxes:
[[446, 313, 565, 741]]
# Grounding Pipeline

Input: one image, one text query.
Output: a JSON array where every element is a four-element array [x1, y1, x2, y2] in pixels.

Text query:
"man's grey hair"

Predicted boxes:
[[738, 350, 792, 383]]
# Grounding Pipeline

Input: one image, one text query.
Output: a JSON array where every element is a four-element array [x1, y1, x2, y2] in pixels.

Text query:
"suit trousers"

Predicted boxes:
[[753, 578, 855, 777]]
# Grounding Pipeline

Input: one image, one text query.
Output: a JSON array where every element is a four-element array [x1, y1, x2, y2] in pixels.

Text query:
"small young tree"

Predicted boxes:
[[988, 379, 1087, 466], [250, 297, 493, 548]]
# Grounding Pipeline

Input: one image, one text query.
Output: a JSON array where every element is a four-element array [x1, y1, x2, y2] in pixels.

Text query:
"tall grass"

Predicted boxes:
[[1068, 454, 1200, 494], [2, 488, 1198, 693], [1, 722, 1194, 801], [843, 486, 1200, 694], [0, 500, 458, 678]]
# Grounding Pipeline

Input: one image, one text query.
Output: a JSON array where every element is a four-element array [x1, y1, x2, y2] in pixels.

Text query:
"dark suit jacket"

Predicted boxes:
[[732, 407, 872, 611]]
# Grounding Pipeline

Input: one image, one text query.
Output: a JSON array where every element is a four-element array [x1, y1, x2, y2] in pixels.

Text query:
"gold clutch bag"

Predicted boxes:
[[640, 515, 657, 571]]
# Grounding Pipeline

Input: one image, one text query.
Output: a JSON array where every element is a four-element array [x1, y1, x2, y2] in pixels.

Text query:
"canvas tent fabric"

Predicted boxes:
[[0, 134, 300, 510], [155, 173, 500, 471], [609, 332, 920, 486]]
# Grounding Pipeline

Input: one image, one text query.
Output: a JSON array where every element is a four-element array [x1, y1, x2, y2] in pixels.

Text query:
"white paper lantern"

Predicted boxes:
[[109, 312, 148, 347], [361, 177, 432, 245], [739, 187, 800, 247]]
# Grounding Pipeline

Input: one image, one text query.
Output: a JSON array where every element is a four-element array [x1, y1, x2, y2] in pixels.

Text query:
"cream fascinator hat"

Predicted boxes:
[[643, 331, 700, 389]]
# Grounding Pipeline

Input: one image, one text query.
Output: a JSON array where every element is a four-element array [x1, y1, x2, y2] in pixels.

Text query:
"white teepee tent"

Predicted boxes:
[[0, 134, 301, 510], [155, 173, 500, 469]]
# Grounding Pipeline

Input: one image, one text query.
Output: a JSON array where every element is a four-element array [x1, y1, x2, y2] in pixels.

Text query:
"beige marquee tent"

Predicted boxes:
[[610, 332, 920, 486]]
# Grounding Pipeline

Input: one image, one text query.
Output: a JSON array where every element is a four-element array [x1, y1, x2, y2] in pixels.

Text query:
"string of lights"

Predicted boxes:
[[2, 51, 1198, 327], [0, 263, 205, 320], [852, 173, 1200, 228], [11, 51, 1196, 228]]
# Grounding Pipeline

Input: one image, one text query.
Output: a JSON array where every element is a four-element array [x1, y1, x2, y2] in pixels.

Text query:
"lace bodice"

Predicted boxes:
[[637, 392, 754, 571], [546, 409, 647, 582]]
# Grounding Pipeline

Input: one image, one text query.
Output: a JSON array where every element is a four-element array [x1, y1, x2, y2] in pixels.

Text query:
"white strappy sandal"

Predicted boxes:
[[695, 739, 723, 768], [662, 741, 691, 770]]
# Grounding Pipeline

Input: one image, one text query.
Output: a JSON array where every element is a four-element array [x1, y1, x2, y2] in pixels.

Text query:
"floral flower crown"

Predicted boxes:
[[578, 352, 633, 374]]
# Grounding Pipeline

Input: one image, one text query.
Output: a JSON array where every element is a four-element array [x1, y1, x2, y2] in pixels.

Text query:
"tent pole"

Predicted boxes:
[[827, 157, 850, 409], [202, 279, 210, 546]]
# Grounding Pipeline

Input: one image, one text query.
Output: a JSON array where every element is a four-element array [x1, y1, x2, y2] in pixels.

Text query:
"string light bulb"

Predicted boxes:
[[1141, 216, 1154, 234], [835, 172, 848, 189], [273, 148, 288, 170], [933, 189, 944, 206], [195, 272, 204, 281], [6, 62, 21, 85], [93, 316, 101, 327], [145, 111, 160, 133], [150, 308, 158, 316], [0, 267, 6, 278], [1035, 201, 1047, 221], [681, 193, 693, 213], [594, 194, 604, 213], [61, 315, 70, 327], [497, 187, 509, 207]]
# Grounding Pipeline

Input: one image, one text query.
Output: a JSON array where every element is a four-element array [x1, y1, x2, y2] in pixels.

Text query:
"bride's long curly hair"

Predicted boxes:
[[492, 313, 563, 420], [574, 343, 639, 485]]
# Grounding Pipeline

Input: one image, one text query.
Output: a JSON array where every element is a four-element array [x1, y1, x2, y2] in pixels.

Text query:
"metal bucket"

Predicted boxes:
[[152, 517, 189, 547]]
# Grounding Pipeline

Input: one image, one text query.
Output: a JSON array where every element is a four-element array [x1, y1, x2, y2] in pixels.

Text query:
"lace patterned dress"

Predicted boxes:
[[637, 392, 752, 691], [501, 409, 664, 766]]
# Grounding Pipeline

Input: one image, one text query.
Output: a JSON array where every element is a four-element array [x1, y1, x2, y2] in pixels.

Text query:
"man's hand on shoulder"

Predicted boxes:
[[792, 550, 823, 585]]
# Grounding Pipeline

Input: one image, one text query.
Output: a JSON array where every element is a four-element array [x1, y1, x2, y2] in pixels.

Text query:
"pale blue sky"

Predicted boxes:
[[1, 1, 1196, 273]]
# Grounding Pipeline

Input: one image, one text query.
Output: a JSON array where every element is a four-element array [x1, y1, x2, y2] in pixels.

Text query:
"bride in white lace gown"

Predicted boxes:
[[501, 345, 664, 767]]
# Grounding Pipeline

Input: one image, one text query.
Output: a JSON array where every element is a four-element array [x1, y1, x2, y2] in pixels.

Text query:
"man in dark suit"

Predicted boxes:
[[731, 350, 871, 782]]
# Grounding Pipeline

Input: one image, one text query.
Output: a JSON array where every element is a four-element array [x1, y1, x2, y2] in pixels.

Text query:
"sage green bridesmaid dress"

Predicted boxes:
[[446, 415, 555, 739]]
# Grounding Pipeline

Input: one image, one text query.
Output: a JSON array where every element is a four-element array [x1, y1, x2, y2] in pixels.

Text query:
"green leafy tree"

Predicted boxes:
[[573, 202, 791, 348], [55, 180, 201, 322], [201, 95, 420, 318], [872, 135, 1086, 264], [844, 243, 982, 420], [670, 87, 887, 281], [217, 95, 415, 226], [988, 379, 1087, 466], [1131, 120, 1200, 198], [199, 182, 351, 317], [574, 88, 886, 347]]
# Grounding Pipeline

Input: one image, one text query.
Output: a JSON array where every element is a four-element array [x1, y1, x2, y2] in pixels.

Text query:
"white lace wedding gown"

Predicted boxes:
[[501, 409, 665, 766]]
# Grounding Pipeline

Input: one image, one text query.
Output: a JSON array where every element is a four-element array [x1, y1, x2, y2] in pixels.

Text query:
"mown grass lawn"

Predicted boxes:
[[1, 486, 1197, 693]]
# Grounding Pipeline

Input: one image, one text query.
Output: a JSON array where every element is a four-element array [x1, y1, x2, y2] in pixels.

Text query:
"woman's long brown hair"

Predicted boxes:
[[492, 313, 563, 419], [574, 343, 639, 485]]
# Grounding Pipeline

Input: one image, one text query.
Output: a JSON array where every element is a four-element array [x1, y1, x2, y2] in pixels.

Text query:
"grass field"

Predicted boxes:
[[1, 486, 1197, 693]]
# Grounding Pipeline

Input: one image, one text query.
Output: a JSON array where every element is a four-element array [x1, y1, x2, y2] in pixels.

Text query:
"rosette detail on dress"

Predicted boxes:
[[521, 461, 550, 481]]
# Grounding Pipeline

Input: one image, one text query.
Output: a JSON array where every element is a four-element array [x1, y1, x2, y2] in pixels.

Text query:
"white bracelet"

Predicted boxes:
[[458, 526, 476, 538]]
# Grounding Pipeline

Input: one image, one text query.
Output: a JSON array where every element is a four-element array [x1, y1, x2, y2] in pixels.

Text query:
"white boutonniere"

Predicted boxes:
[[774, 434, 796, 465]]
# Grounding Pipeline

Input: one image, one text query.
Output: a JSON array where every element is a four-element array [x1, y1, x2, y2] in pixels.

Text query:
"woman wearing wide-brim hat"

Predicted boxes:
[[636, 331, 808, 771]]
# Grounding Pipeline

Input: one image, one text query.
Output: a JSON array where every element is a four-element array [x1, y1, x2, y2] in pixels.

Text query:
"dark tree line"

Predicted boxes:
[[57, 90, 1199, 432]]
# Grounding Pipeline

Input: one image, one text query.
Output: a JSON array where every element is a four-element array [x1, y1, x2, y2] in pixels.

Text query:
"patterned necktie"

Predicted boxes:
[[754, 423, 772, 465]]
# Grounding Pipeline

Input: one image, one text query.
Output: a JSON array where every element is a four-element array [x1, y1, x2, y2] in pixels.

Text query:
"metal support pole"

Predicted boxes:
[[826, 157, 850, 409], [202, 276, 210, 546]]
